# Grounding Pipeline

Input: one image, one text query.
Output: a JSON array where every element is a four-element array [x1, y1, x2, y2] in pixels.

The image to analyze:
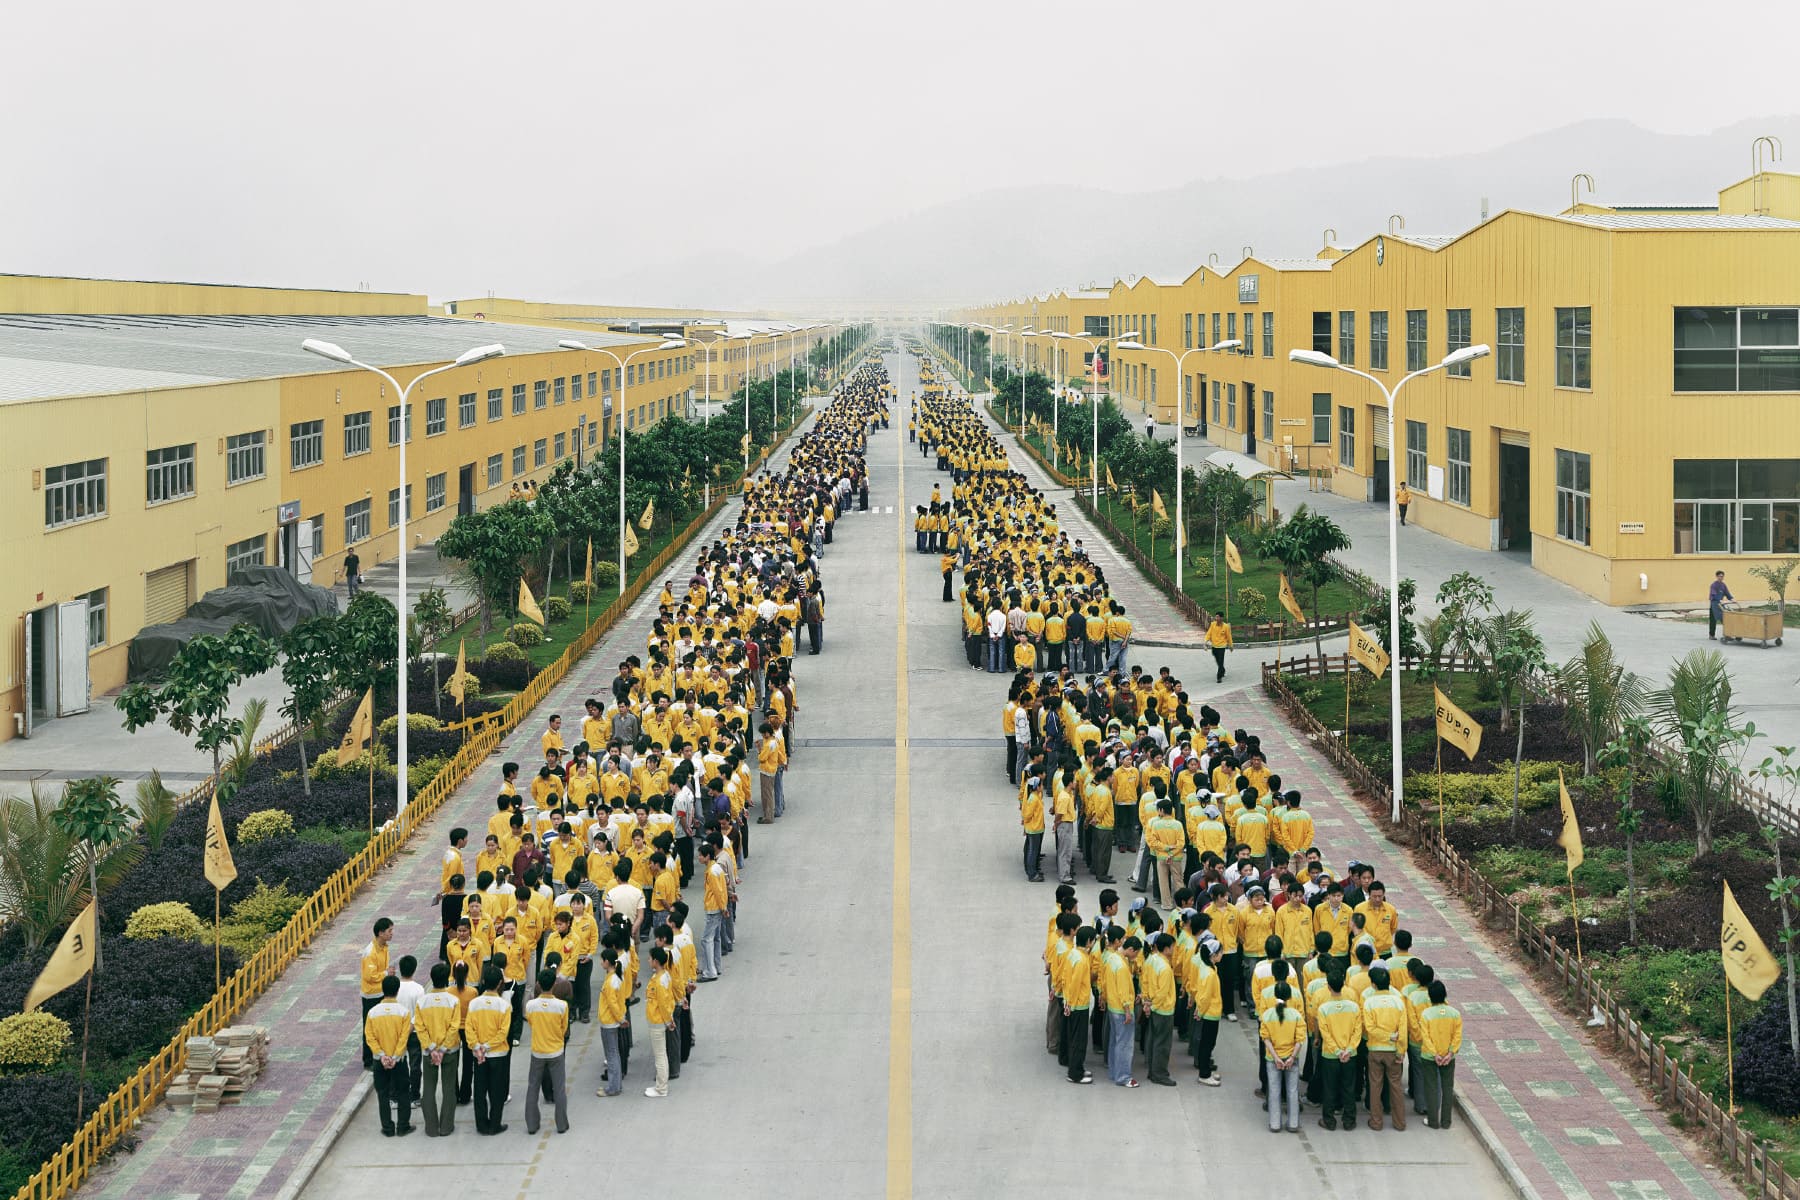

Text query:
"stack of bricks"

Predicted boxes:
[[166, 1027, 270, 1113]]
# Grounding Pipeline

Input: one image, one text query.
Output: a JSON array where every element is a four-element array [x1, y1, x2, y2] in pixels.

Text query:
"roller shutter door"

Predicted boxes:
[[144, 562, 191, 627], [1371, 408, 1391, 450]]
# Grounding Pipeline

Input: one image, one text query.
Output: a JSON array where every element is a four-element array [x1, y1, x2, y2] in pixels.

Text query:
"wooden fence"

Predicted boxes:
[[5, 415, 813, 1200], [1261, 655, 1800, 1200]]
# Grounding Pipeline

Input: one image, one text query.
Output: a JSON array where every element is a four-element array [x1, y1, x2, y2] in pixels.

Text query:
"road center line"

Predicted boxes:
[[887, 363, 914, 1200]]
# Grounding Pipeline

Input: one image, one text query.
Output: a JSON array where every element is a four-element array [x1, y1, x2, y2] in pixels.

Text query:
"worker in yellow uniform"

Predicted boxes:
[[1143, 799, 1187, 910], [360, 917, 395, 1070], [1206, 613, 1233, 682], [1417, 980, 1463, 1129], [1104, 601, 1133, 673], [364, 976, 415, 1137], [1140, 933, 1179, 1087], [1314, 968, 1365, 1130], [644, 946, 677, 1098], [523, 968, 571, 1134], [1361, 964, 1409, 1131], [413, 962, 464, 1136], [1260, 980, 1308, 1133]]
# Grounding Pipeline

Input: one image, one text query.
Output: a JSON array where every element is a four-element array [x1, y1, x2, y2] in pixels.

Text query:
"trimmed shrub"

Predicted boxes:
[[407, 754, 450, 796], [507, 622, 544, 648], [0, 1070, 88, 1165], [378, 712, 442, 737], [124, 900, 205, 941], [237, 808, 296, 844], [444, 670, 480, 700], [0, 1012, 72, 1071], [544, 596, 572, 623], [474, 656, 534, 692], [483, 639, 527, 664], [1238, 587, 1268, 620], [594, 561, 620, 587], [568, 581, 595, 604], [214, 921, 272, 961], [1734, 993, 1800, 1114], [229, 881, 307, 933]]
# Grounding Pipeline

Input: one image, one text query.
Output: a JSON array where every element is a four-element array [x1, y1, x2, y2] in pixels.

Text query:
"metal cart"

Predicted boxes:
[[1722, 602, 1785, 647]]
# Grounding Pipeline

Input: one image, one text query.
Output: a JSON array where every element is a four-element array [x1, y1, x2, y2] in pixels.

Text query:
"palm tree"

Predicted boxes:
[[1558, 622, 1645, 774], [1651, 647, 1757, 859], [0, 785, 142, 951]]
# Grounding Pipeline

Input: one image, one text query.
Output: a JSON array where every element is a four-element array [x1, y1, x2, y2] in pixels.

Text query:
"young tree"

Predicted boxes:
[[1263, 505, 1352, 659], [1435, 571, 1497, 678], [1748, 557, 1800, 624], [1195, 466, 1257, 584], [1651, 647, 1758, 859], [1752, 746, 1800, 1057], [336, 591, 402, 710], [1558, 621, 1645, 774], [411, 587, 455, 716], [118, 623, 278, 776], [53, 776, 135, 970], [0, 785, 141, 951], [279, 615, 339, 796], [1487, 610, 1548, 832], [437, 500, 556, 636], [1597, 716, 1654, 945]]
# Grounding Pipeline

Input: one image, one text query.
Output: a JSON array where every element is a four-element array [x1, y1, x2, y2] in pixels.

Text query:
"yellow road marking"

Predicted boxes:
[[887, 369, 913, 1200]]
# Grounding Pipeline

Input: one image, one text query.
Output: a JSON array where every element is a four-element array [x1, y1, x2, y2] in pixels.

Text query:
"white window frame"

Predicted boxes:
[[345, 499, 372, 546], [226, 431, 265, 485], [145, 443, 196, 506], [1556, 449, 1592, 545], [425, 396, 447, 436], [1405, 419, 1428, 489], [225, 534, 266, 575], [425, 472, 447, 512], [1447, 427, 1471, 506], [343, 411, 372, 457], [290, 419, 324, 470], [459, 392, 477, 428]]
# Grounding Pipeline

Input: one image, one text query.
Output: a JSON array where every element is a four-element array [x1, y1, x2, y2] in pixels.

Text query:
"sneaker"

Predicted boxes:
[[1226, 1013, 1238, 1022], [644, 1087, 667, 1098], [1199, 1075, 1222, 1087], [1069, 1074, 1094, 1085], [1122, 1078, 1141, 1089]]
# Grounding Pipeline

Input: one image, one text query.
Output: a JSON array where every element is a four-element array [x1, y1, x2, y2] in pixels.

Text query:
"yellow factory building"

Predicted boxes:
[[0, 274, 712, 743], [959, 170, 1800, 607]]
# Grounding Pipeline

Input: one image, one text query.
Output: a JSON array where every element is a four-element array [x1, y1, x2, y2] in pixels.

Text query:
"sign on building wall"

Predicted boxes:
[[1237, 275, 1260, 304]]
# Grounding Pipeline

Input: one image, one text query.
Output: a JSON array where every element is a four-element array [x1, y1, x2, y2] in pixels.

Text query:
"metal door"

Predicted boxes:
[[56, 599, 89, 716], [294, 518, 316, 584]]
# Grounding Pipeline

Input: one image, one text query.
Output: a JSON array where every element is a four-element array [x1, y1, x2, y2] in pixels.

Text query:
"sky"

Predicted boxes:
[[3, 0, 1797, 306]]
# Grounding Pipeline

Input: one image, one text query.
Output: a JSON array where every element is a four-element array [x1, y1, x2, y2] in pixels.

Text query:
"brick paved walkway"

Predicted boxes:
[[1230, 684, 1734, 1200], [79, 414, 823, 1200]]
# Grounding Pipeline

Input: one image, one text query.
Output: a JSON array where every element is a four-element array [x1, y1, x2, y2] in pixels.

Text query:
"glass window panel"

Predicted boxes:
[[1742, 502, 1773, 553], [1673, 502, 1696, 554], [1697, 502, 1733, 553], [1739, 348, 1800, 391], [1675, 459, 1738, 499], [1674, 307, 1737, 349], [1775, 503, 1800, 554], [1673, 349, 1735, 392], [1739, 308, 1799, 348]]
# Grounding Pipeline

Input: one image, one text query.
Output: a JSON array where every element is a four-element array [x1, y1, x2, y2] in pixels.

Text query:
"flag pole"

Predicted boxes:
[[1568, 866, 1583, 961], [1726, 983, 1736, 1112], [1344, 667, 1352, 750], [75, 967, 94, 1126], [368, 751, 375, 838], [214, 890, 221, 991], [1436, 735, 1445, 843]]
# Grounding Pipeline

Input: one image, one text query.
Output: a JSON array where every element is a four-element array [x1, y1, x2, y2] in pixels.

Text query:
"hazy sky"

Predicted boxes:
[[3, 0, 1795, 305]]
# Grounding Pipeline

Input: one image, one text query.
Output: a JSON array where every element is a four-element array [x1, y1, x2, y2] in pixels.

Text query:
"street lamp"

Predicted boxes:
[[1288, 340, 1491, 822], [1054, 329, 1136, 501], [300, 337, 504, 818], [1116, 338, 1241, 593], [557, 337, 688, 596]]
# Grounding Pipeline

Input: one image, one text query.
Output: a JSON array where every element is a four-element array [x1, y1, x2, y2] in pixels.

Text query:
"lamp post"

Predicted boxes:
[[1052, 330, 1136, 501], [300, 337, 504, 817], [1115, 338, 1241, 593], [557, 337, 688, 595], [1288, 341, 1491, 822]]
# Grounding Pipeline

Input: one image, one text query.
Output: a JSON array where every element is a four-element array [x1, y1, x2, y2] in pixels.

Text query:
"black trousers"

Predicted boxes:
[[1212, 646, 1227, 681], [360, 996, 380, 1068], [474, 1054, 508, 1133], [1064, 1008, 1089, 1080], [1005, 735, 1019, 782], [1193, 1017, 1219, 1077], [457, 1043, 475, 1104], [676, 835, 695, 888], [1218, 953, 1240, 1018], [373, 1060, 412, 1133], [1320, 1056, 1358, 1121], [405, 1032, 423, 1102], [942, 570, 954, 602]]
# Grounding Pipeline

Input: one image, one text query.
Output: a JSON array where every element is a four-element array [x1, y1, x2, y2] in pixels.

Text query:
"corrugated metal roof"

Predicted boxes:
[[0, 314, 651, 404], [1393, 234, 1458, 249], [1260, 258, 1335, 271], [1555, 212, 1800, 231]]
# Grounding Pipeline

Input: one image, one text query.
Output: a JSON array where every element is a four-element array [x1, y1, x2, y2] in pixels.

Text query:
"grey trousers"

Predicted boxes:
[[1107, 1012, 1134, 1084], [600, 1027, 624, 1096], [525, 1054, 568, 1133], [421, 1047, 459, 1135], [1145, 1012, 1175, 1083], [1419, 1059, 1457, 1128], [1054, 823, 1076, 882], [1269, 1061, 1302, 1130]]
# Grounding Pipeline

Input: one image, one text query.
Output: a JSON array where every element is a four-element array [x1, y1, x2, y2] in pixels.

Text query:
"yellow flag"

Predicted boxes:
[[624, 524, 641, 557], [1279, 572, 1307, 623], [1722, 879, 1781, 1001], [1346, 620, 1390, 678], [339, 688, 373, 757], [584, 539, 594, 586], [24, 901, 96, 1012], [1433, 685, 1483, 760], [740, 431, 752, 453], [1223, 535, 1244, 574], [1105, 465, 1117, 490], [638, 499, 655, 530], [1555, 769, 1584, 872], [448, 639, 469, 706], [517, 579, 546, 626], [204, 790, 237, 890], [1151, 490, 1167, 520]]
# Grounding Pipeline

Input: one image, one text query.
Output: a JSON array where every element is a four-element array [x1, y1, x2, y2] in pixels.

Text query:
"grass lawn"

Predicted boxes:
[[1278, 667, 1486, 726]]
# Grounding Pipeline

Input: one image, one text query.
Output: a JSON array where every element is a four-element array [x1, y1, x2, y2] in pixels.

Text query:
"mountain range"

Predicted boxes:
[[579, 116, 1800, 312]]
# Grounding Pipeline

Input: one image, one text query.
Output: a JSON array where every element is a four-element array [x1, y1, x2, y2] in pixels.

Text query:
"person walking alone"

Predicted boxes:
[[1206, 614, 1233, 683], [1708, 570, 1734, 640], [1394, 482, 1412, 527]]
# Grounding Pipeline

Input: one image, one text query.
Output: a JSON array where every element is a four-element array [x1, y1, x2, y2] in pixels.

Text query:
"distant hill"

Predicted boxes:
[[584, 116, 1800, 309]]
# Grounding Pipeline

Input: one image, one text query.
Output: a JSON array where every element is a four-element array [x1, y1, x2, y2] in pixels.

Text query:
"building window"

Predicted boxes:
[[222, 430, 265, 484], [345, 498, 371, 545], [1225, 382, 1237, 428], [1262, 312, 1274, 359], [290, 419, 324, 470], [83, 588, 108, 648], [487, 453, 504, 488], [1149, 368, 1158, 406], [425, 397, 447, 436], [602, 368, 613, 396], [1447, 427, 1471, 506], [554, 377, 566, 406], [486, 388, 504, 422], [534, 438, 548, 467], [513, 445, 527, 477], [425, 472, 446, 512], [344, 411, 372, 457], [387, 404, 412, 446], [41, 457, 106, 528], [145, 443, 196, 506], [1262, 390, 1274, 441], [588, 371, 598, 396], [570, 374, 582, 401], [225, 534, 266, 576], [1312, 311, 1331, 355], [1491, 307, 1527, 383], [1447, 309, 1472, 377], [310, 514, 323, 557], [1184, 312, 1193, 349], [1338, 311, 1356, 366], [1555, 449, 1592, 545], [1312, 394, 1331, 445], [1556, 306, 1593, 388], [512, 383, 527, 415], [386, 486, 411, 529], [1405, 310, 1428, 372], [1672, 459, 1800, 554], [1241, 313, 1256, 355], [534, 380, 548, 409], [1369, 311, 1389, 371], [1212, 314, 1221, 347], [1150, 314, 1158, 345], [587, 421, 597, 446], [1405, 419, 1428, 489], [1338, 406, 1355, 466], [459, 392, 477, 428], [554, 432, 567, 460], [1226, 312, 1237, 345], [1674, 306, 1800, 392]]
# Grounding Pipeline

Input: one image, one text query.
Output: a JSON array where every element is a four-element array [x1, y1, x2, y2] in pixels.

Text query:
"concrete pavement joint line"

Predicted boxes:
[[887, 375, 913, 1200]]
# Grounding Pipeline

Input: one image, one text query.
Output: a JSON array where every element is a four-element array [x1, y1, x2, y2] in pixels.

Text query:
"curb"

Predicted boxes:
[[1458, 1090, 1546, 1200], [272, 1073, 370, 1200]]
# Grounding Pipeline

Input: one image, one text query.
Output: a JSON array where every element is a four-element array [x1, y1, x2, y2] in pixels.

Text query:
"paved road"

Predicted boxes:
[[1273, 477, 1800, 753], [297, 351, 1513, 1199]]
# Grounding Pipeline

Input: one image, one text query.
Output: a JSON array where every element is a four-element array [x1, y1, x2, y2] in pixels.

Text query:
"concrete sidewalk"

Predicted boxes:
[[1273, 478, 1800, 751]]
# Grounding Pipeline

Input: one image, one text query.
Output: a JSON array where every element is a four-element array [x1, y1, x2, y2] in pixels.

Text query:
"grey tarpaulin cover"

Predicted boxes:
[[127, 566, 339, 680]]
